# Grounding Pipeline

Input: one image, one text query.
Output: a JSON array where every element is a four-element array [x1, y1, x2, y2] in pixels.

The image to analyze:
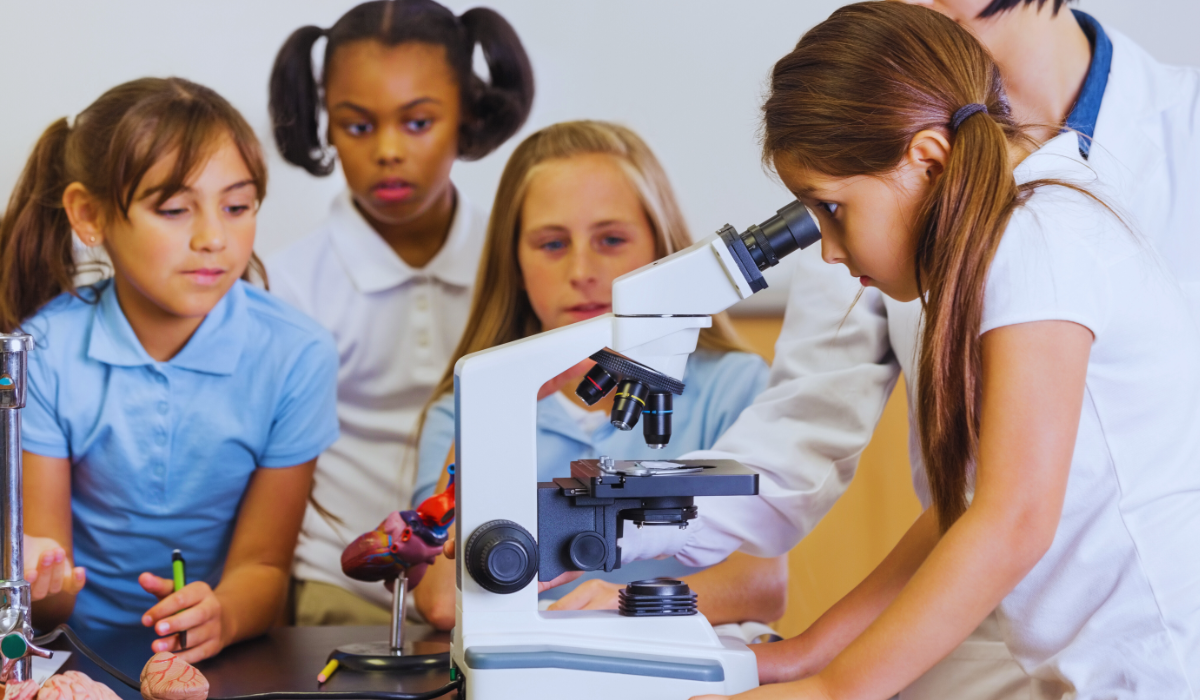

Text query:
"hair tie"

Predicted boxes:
[[950, 103, 988, 132], [65, 113, 77, 130]]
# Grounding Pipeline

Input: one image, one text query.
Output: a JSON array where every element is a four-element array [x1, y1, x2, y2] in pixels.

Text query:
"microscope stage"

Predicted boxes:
[[568, 459, 758, 499]]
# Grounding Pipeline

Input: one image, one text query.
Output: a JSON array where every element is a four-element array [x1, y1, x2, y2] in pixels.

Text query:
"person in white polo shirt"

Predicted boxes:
[[265, 0, 535, 624]]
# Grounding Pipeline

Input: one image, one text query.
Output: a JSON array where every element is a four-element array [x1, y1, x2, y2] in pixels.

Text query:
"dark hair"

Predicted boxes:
[[270, 0, 534, 176], [0, 77, 268, 332], [763, 2, 1034, 531], [978, 0, 1072, 18]]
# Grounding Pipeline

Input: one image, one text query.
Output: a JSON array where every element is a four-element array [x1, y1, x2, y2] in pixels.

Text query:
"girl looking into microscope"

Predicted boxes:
[[411, 121, 788, 634], [1, 77, 339, 663], [265, 0, 534, 626], [697, 3, 1200, 698]]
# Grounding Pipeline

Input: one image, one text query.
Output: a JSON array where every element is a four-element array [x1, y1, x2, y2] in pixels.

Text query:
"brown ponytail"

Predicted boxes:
[[0, 119, 77, 332], [763, 2, 1040, 531], [0, 77, 269, 333]]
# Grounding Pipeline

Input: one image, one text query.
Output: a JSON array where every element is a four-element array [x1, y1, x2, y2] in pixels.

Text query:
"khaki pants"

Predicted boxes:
[[294, 579, 392, 626], [899, 612, 1042, 700]]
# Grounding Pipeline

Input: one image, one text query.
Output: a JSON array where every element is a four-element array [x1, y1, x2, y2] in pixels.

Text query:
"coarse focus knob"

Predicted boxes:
[[465, 520, 539, 594]]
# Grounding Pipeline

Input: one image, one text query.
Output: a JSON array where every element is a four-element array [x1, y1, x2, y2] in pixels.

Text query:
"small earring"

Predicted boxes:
[[89, 236, 96, 243]]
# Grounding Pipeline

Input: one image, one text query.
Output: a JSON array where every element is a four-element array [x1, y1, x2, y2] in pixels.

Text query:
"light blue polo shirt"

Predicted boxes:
[[20, 279, 339, 629], [415, 350, 768, 595]]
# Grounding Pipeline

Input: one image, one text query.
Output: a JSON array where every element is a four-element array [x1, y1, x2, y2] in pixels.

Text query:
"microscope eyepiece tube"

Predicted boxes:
[[610, 380, 649, 431], [576, 364, 617, 406], [642, 392, 672, 449], [738, 200, 821, 272]]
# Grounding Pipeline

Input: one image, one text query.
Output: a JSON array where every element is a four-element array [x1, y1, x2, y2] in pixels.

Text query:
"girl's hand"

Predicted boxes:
[[24, 535, 86, 602], [139, 574, 228, 664], [691, 676, 834, 700], [547, 579, 621, 611]]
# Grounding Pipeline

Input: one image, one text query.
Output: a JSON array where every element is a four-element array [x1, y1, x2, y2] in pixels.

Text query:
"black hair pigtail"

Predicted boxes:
[[457, 7, 535, 160], [269, 25, 335, 176]]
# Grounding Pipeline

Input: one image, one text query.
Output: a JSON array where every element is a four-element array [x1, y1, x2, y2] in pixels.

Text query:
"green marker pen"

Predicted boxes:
[[172, 550, 187, 650]]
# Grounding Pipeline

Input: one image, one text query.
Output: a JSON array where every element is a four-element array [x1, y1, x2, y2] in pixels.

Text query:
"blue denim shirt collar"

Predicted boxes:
[[1066, 10, 1112, 158], [87, 278, 248, 375]]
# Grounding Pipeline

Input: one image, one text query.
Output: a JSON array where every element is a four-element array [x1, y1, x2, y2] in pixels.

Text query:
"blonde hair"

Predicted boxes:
[[421, 120, 748, 428]]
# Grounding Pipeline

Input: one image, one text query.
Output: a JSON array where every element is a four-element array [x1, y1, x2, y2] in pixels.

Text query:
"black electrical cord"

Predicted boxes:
[[34, 625, 140, 689], [32, 625, 464, 700]]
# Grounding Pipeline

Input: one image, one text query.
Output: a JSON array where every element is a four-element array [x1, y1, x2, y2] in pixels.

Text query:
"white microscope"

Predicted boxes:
[[451, 201, 819, 699]]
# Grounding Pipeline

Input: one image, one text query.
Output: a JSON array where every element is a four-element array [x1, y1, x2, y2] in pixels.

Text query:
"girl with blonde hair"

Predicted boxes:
[[412, 120, 787, 633]]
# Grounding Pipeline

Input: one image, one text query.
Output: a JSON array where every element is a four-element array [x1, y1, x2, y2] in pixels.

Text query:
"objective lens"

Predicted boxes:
[[610, 380, 649, 430], [643, 392, 672, 449], [576, 364, 617, 406]]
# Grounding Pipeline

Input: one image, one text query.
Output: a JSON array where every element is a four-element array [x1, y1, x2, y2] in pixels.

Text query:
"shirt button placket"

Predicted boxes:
[[155, 369, 170, 498], [414, 278, 433, 362]]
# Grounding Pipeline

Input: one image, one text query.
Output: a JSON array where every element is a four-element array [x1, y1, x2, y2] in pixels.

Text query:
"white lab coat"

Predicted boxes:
[[621, 27, 1200, 700]]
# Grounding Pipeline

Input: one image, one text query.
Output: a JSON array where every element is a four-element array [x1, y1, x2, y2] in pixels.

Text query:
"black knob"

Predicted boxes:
[[465, 520, 539, 594], [568, 532, 608, 571]]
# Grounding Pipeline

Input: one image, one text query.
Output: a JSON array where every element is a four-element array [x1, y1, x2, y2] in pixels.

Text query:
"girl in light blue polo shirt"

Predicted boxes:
[[0, 78, 338, 663], [410, 121, 787, 632]]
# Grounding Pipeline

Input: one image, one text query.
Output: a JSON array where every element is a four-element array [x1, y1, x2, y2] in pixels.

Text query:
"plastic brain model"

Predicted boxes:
[[38, 672, 121, 700], [341, 467, 456, 590], [140, 652, 209, 700], [2, 679, 38, 700]]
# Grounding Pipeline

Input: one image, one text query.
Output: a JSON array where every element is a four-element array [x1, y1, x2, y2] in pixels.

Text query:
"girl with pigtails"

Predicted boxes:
[[264, 0, 534, 625], [3, 78, 339, 663], [696, 3, 1200, 699]]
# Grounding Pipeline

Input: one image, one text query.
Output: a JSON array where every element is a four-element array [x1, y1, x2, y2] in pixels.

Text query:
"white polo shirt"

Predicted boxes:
[[267, 188, 485, 607]]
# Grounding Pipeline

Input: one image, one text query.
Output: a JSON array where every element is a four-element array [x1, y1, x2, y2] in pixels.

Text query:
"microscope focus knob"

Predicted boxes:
[[465, 520, 539, 594]]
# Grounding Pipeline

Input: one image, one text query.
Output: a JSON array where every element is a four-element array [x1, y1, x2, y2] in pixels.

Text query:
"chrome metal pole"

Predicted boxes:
[[0, 334, 34, 682], [389, 572, 407, 653]]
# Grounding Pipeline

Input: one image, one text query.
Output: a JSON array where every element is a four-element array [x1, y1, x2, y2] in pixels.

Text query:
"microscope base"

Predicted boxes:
[[462, 665, 748, 700], [452, 614, 758, 699], [330, 639, 451, 672]]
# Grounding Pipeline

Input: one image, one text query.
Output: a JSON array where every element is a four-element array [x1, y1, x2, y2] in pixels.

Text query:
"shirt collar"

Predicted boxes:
[[1013, 131, 1093, 187], [329, 188, 480, 294], [1065, 10, 1113, 159], [86, 278, 248, 375]]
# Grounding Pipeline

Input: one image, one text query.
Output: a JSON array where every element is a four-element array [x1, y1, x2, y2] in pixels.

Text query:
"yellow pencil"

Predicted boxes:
[[317, 659, 339, 684]]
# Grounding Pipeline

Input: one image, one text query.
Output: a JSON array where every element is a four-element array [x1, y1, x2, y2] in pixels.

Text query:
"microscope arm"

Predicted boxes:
[[613, 200, 820, 319]]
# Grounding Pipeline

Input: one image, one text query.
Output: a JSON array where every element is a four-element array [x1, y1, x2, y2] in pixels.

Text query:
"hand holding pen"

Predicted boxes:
[[139, 550, 228, 664]]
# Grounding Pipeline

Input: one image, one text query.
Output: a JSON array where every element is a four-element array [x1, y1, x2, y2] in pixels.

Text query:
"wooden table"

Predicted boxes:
[[49, 625, 456, 699]]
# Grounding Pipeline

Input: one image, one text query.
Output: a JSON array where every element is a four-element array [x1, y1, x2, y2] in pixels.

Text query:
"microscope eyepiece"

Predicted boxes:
[[642, 392, 672, 449], [610, 380, 649, 430], [740, 200, 820, 272], [576, 364, 617, 406], [718, 200, 821, 294]]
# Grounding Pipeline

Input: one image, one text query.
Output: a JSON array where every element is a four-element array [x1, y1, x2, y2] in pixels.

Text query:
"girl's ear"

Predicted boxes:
[[62, 183, 106, 247], [906, 129, 952, 184]]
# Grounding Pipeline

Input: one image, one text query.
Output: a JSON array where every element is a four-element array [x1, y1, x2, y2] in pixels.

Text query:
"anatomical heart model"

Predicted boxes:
[[341, 467, 456, 590]]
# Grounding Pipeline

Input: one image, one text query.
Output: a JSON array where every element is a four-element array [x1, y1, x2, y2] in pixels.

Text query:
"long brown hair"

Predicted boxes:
[[763, 2, 1038, 531], [0, 77, 269, 332], [415, 120, 749, 446]]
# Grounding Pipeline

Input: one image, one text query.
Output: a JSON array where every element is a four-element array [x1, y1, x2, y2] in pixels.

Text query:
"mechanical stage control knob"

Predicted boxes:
[[465, 520, 539, 594]]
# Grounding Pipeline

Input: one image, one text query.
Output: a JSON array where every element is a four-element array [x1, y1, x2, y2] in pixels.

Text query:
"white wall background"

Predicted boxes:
[[3, 1, 1198, 310]]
